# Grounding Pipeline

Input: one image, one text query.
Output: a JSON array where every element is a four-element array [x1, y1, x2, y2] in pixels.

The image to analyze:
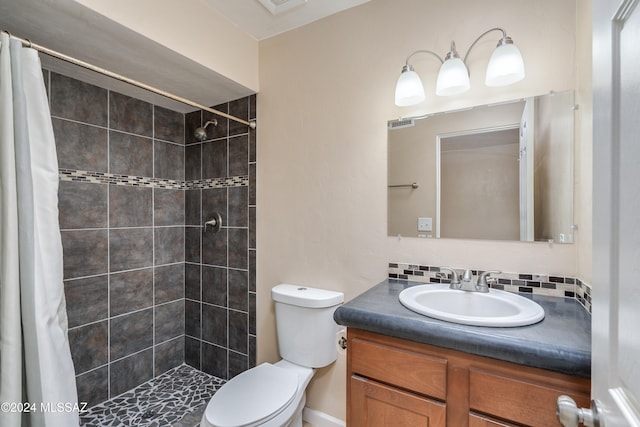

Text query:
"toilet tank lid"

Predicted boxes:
[[272, 284, 344, 308]]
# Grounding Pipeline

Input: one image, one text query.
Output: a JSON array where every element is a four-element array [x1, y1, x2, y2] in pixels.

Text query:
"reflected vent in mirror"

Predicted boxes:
[[388, 118, 415, 130]]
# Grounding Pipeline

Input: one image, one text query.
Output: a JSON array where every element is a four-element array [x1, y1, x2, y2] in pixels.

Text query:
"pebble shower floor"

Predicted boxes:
[[80, 364, 225, 427]]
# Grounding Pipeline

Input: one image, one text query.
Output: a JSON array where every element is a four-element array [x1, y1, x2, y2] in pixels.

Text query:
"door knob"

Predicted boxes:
[[556, 395, 601, 427]]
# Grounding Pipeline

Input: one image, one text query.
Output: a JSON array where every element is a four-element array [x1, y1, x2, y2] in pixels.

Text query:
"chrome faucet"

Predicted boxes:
[[439, 268, 501, 293]]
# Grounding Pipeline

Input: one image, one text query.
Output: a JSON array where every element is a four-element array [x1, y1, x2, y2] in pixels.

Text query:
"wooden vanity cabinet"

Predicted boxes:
[[347, 329, 591, 427]]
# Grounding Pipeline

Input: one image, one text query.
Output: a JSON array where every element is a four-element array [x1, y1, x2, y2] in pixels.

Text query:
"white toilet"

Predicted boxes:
[[200, 284, 344, 427]]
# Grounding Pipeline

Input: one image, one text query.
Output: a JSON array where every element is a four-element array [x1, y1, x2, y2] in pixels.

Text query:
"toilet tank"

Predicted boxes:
[[271, 284, 344, 368]]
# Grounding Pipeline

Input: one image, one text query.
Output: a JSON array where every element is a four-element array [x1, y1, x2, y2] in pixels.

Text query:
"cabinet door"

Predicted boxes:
[[350, 375, 446, 427]]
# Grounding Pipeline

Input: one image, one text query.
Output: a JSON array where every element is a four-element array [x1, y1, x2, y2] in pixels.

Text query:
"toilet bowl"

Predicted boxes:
[[201, 361, 313, 427], [200, 284, 344, 427]]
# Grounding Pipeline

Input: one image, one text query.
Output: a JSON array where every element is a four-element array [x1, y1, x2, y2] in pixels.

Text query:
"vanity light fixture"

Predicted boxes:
[[394, 28, 525, 107]]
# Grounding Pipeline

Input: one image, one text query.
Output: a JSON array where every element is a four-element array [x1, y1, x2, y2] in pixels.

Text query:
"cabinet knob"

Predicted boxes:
[[556, 395, 601, 427]]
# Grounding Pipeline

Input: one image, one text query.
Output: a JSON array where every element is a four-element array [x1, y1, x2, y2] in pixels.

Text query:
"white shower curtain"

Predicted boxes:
[[0, 33, 79, 426]]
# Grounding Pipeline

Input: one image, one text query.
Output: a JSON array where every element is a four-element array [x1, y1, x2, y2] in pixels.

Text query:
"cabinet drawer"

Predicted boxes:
[[350, 376, 446, 427], [469, 368, 590, 427], [350, 337, 447, 400]]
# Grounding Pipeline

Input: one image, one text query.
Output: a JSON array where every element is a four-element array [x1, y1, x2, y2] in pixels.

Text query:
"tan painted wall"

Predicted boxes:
[[74, 0, 259, 92], [258, 0, 584, 421]]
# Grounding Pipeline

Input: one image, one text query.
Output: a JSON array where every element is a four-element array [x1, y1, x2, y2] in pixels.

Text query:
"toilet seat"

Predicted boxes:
[[203, 363, 299, 427]]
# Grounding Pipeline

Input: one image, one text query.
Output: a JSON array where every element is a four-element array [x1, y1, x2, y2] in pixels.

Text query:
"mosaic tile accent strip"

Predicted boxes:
[[59, 168, 248, 190], [80, 364, 224, 427], [389, 262, 593, 313]]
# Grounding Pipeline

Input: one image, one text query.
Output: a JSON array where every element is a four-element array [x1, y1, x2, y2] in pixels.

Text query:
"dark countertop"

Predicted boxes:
[[334, 279, 592, 378]]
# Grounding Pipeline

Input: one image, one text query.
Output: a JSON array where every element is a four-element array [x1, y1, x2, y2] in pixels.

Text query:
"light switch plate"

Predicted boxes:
[[418, 217, 432, 232]]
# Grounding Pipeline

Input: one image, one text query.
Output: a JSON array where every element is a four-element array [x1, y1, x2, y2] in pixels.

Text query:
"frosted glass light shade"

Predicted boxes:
[[485, 42, 525, 86], [395, 68, 425, 106], [436, 57, 470, 96]]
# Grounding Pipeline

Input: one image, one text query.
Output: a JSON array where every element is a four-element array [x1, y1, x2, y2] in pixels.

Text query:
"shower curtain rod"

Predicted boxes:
[[2, 31, 257, 129]]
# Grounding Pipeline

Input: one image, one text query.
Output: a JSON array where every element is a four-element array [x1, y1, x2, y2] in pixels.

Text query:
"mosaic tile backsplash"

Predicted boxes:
[[389, 263, 592, 313]]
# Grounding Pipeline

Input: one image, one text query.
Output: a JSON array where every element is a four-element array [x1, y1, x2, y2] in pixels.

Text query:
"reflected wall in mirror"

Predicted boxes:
[[388, 90, 575, 242]]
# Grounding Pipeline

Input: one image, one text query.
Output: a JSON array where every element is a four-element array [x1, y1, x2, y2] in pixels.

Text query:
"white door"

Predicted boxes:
[[592, 0, 640, 425]]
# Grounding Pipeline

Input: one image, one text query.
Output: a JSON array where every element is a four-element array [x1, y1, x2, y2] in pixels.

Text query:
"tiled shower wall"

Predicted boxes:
[[46, 69, 256, 407], [183, 99, 258, 379]]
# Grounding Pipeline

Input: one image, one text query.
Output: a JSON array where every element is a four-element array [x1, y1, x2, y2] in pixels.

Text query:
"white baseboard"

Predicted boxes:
[[302, 407, 346, 427]]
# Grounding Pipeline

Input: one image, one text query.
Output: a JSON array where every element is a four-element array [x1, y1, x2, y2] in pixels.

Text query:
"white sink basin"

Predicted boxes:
[[399, 284, 545, 327]]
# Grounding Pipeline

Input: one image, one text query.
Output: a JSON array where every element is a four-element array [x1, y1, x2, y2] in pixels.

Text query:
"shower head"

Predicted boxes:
[[194, 119, 218, 141]]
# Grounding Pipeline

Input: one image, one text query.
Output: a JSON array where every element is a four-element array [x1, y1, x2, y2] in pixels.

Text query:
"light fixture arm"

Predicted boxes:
[[462, 27, 507, 64], [404, 49, 445, 68]]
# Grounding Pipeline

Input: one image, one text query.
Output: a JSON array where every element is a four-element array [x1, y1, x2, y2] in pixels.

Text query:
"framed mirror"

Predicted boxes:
[[388, 90, 575, 243]]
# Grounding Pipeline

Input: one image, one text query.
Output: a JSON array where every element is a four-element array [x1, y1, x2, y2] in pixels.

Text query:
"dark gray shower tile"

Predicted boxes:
[[185, 144, 202, 181], [58, 180, 107, 230], [202, 187, 227, 226], [53, 118, 108, 172], [109, 185, 152, 227], [154, 141, 184, 181], [204, 104, 229, 140], [42, 69, 50, 98], [249, 207, 256, 249], [229, 352, 248, 379], [185, 263, 201, 301], [228, 186, 248, 227], [75, 366, 108, 408], [185, 300, 201, 339], [110, 308, 153, 361], [155, 263, 185, 304], [109, 228, 153, 272], [154, 227, 185, 265], [229, 310, 248, 354], [109, 268, 153, 316], [50, 72, 107, 126], [109, 349, 153, 397], [61, 230, 108, 279], [249, 292, 256, 336], [202, 140, 227, 179], [202, 342, 227, 379], [185, 109, 202, 145], [228, 228, 248, 270], [249, 335, 257, 369], [109, 91, 153, 137], [154, 105, 184, 144], [229, 97, 249, 137], [228, 269, 248, 312], [229, 135, 248, 176], [249, 127, 256, 163], [68, 321, 108, 374], [185, 336, 202, 370], [185, 227, 201, 263], [155, 336, 185, 375], [202, 304, 227, 347], [202, 228, 227, 267], [249, 249, 256, 293], [64, 275, 108, 328], [185, 190, 202, 226], [155, 300, 185, 343], [202, 266, 227, 307], [154, 188, 185, 226], [249, 163, 256, 205], [249, 94, 257, 121], [109, 131, 153, 177]]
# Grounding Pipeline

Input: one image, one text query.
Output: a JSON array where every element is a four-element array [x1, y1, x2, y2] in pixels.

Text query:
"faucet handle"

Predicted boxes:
[[477, 270, 501, 292], [439, 267, 460, 289]]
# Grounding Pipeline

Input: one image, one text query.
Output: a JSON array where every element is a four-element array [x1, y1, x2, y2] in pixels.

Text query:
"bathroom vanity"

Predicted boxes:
[[334, 279, 592, 427]]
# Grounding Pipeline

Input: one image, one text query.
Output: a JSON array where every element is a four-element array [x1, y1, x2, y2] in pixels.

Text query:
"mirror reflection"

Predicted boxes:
[[388, 90, 575, 243]]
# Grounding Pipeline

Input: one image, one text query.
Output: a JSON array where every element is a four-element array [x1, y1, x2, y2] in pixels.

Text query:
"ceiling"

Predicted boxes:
[[0, 0, 369, 113], [202, 0, 371, 41]]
